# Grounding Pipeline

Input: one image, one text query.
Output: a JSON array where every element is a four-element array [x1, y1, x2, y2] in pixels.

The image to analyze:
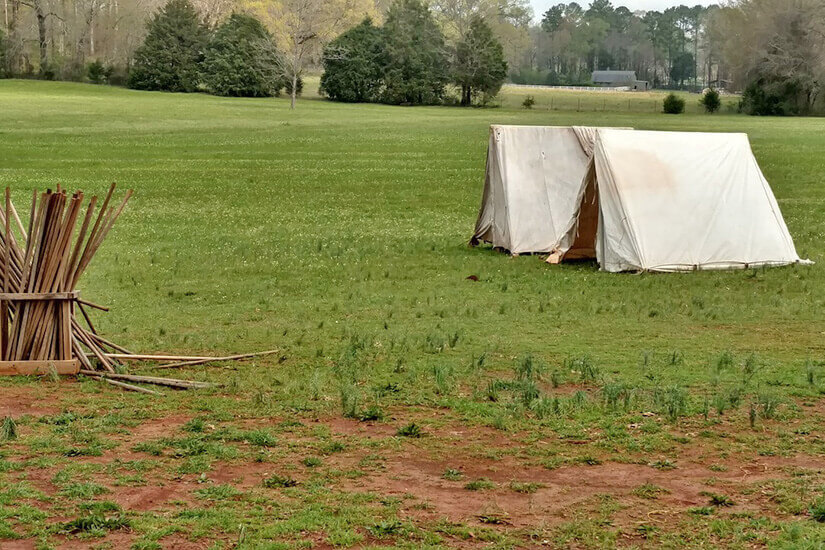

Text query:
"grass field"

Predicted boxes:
[[0, 79, 824, 549]]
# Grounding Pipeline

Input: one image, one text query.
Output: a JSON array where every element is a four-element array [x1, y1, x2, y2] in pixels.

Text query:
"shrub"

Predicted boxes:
[[700, 88, 721, 113], [128, 0, 208, 92], [86, 60, 112, 84], [201, 13, 281, 97], [662, 93, 685, 114], [320, 17, 385, 103], [522, 95, 535, 109], [739, 79, 803, 116]]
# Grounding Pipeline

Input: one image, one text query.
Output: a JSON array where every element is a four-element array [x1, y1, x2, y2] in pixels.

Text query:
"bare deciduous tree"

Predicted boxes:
[[244, 0, 374, 108]]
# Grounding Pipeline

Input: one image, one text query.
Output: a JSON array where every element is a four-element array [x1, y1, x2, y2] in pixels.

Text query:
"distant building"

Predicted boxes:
[[591, 70, 649, 91]]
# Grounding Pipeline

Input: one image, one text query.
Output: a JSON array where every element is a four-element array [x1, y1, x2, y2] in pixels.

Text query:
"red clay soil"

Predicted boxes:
[[3, 382, 825, 548]]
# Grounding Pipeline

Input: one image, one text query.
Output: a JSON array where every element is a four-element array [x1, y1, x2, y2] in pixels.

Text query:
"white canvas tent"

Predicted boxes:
[[470, 125, 602, 255], [550, 129, 809, 272]]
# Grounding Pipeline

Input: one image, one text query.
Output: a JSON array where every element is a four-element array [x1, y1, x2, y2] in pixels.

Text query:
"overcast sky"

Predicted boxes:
[[529, 0, 717, 18]]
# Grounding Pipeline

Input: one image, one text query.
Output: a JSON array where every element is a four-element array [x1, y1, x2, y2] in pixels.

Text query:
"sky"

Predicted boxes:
[[529, 0, 717, 18]]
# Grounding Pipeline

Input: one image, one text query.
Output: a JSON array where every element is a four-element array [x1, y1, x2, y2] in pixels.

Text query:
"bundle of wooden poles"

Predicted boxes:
[[0, 185, 278, 395]]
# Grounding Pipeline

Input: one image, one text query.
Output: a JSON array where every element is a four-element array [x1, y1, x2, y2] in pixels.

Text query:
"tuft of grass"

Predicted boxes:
[[262, 474, 298, 488], [60, 514, 129, 533], [195, 484, 243, 500], [509, 481, 544, 494], [464, 478, 495, 491], [396, 423, 422, 438], [1, 417, 17, 441], [809, 496, 825, 522], [650, 459, 676, 471], [368, 520, 403, 537], [357, 405, 385, 422], [703, 492, 734, 507], [442, 468, 463, 481], [302, 456, 322, 468], [632, 483, 669, 499]]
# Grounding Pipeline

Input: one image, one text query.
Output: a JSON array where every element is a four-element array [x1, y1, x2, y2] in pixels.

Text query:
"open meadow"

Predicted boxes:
[[0, 79, 824, 549]]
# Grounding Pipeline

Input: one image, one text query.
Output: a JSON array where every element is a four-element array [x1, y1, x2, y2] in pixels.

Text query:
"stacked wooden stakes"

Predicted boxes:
[[0, 185, 279, 395]]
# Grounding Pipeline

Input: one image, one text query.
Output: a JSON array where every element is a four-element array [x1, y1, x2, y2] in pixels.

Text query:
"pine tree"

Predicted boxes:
[[128, 0, 208, 92], [381, 0, 448, 105], [453, 16, 507, 106], [320, 18, 386, 103], [201, 13, 280, 97]]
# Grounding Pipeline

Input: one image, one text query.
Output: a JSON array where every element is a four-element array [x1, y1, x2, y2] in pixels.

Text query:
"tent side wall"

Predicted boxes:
[[593, 130, 805, 272], [471, 131, 511, 250], [471, 125, 592, 255]]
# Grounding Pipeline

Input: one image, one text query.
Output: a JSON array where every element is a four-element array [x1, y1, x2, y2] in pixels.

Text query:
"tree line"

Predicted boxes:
[[1, 0, 824, 114]]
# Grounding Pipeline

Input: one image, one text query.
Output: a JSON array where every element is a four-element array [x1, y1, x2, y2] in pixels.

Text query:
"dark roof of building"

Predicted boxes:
[[591, 70, 637, 83]]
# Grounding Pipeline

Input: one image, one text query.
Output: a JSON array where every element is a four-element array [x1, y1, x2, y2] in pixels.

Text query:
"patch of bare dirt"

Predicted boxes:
[[0, 383, 65, 418]]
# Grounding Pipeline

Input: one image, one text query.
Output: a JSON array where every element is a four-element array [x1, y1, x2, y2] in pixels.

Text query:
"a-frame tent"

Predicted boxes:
[[549, 129, 809, 272], [470, 125, 602, 255]]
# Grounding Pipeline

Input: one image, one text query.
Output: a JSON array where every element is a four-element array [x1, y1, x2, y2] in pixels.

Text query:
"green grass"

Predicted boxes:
[[0, 79, 825, 547]]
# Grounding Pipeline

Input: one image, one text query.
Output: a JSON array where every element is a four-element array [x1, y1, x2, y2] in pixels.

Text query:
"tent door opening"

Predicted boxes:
[[564, 175, 599, 261]]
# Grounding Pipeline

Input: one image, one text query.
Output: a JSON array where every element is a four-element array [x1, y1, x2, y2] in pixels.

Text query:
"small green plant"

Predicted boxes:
[[661, 386, 688, 422], [302, 456, 322, 468], [262, 474, 298, 488], [358, 406, 385, 422], [650, 459, 676, 470], [339, 380, 360, 419], [60, 513, 129, 533], [464, 478, 495, 491], [742, 353, 760, 385], [1, 416, 17, 441], [509, 481, 543, 494], [636, 523, 658, 539], [688, 506, 714, 516], [570, 356, 600, 382], [321, 441, 345, 455], [758, 391, 782, 419], [443, 468, 463, 481], [700, 87, 721, 113], [522, 95, 535, 109], [632, 483, 669, 499], [809, 496, 825, 522], [433, 364, 453, 395], [516, 354, 544, 381], [663, 93, 685, 114], [704, 492, 734, 507], [396, 423, 422, 438], [368, 520, 403, 537], [182, 417, 206, 433], [195, 484, 243, 500]]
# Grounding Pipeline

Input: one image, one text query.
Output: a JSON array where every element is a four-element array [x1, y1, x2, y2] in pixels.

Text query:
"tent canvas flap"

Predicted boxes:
[[554, 129, 807, 272]]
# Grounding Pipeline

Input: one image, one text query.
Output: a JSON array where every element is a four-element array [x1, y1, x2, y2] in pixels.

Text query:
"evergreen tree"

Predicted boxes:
[[381, 0, 448, 105], [320, 18, 385, 103], [128, 0, 208, 92], [453, 16, 507, 106], [201, 13, 280, 97]]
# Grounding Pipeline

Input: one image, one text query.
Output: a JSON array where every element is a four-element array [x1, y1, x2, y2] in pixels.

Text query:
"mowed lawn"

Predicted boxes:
[[0, 79, 824, 548]]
